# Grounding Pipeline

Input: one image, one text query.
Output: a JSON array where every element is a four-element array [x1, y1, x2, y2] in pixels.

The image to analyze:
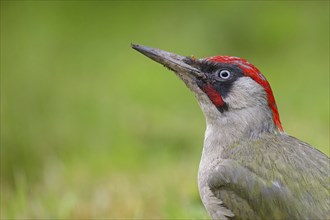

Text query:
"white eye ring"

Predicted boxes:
[[217, 70, 231, 80]]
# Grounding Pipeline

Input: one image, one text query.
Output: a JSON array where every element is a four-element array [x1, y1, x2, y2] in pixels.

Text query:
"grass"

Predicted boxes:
[[1, 1, 329, 219]]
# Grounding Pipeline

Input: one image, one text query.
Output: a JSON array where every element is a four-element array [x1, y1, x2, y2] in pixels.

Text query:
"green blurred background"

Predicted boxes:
[[1, 1, 329, 219]]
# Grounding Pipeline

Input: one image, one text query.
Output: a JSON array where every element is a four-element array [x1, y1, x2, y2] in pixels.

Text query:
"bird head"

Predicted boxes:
[[132, 44, 283, 136]]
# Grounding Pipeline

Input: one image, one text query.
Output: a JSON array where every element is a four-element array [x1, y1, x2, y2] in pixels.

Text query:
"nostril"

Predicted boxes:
[[183, 57, 194, 65]]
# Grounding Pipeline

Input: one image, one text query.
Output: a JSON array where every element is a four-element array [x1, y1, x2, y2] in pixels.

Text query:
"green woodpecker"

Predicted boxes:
[[132, 44, 330, 220]]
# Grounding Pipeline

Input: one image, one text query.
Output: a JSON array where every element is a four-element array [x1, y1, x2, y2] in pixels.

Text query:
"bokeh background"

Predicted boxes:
[[1, 1, 329, 219]]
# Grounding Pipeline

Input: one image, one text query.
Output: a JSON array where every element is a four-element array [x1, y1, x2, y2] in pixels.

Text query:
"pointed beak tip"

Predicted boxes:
[[131, 43, 151, 57], [131, 43, 140, 52], [131, 44, 203, 78]]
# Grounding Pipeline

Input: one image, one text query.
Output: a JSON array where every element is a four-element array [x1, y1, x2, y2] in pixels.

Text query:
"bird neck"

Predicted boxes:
[[201, 105, 278, 159]]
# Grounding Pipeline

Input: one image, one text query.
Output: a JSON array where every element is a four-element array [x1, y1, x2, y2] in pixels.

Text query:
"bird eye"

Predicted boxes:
[[216, 70, 231, 80]]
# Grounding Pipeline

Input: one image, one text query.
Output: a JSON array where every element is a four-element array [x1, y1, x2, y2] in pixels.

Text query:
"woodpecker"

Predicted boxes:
[[132, 44, 330, 220]]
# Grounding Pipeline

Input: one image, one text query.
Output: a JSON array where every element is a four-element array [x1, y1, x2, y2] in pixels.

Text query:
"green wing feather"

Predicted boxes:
[[208, 133, 330, 220]]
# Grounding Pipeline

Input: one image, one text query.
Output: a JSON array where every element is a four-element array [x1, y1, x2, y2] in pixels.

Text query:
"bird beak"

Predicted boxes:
[[131, 44, 203, 79], [132, 44, 216, 115]]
